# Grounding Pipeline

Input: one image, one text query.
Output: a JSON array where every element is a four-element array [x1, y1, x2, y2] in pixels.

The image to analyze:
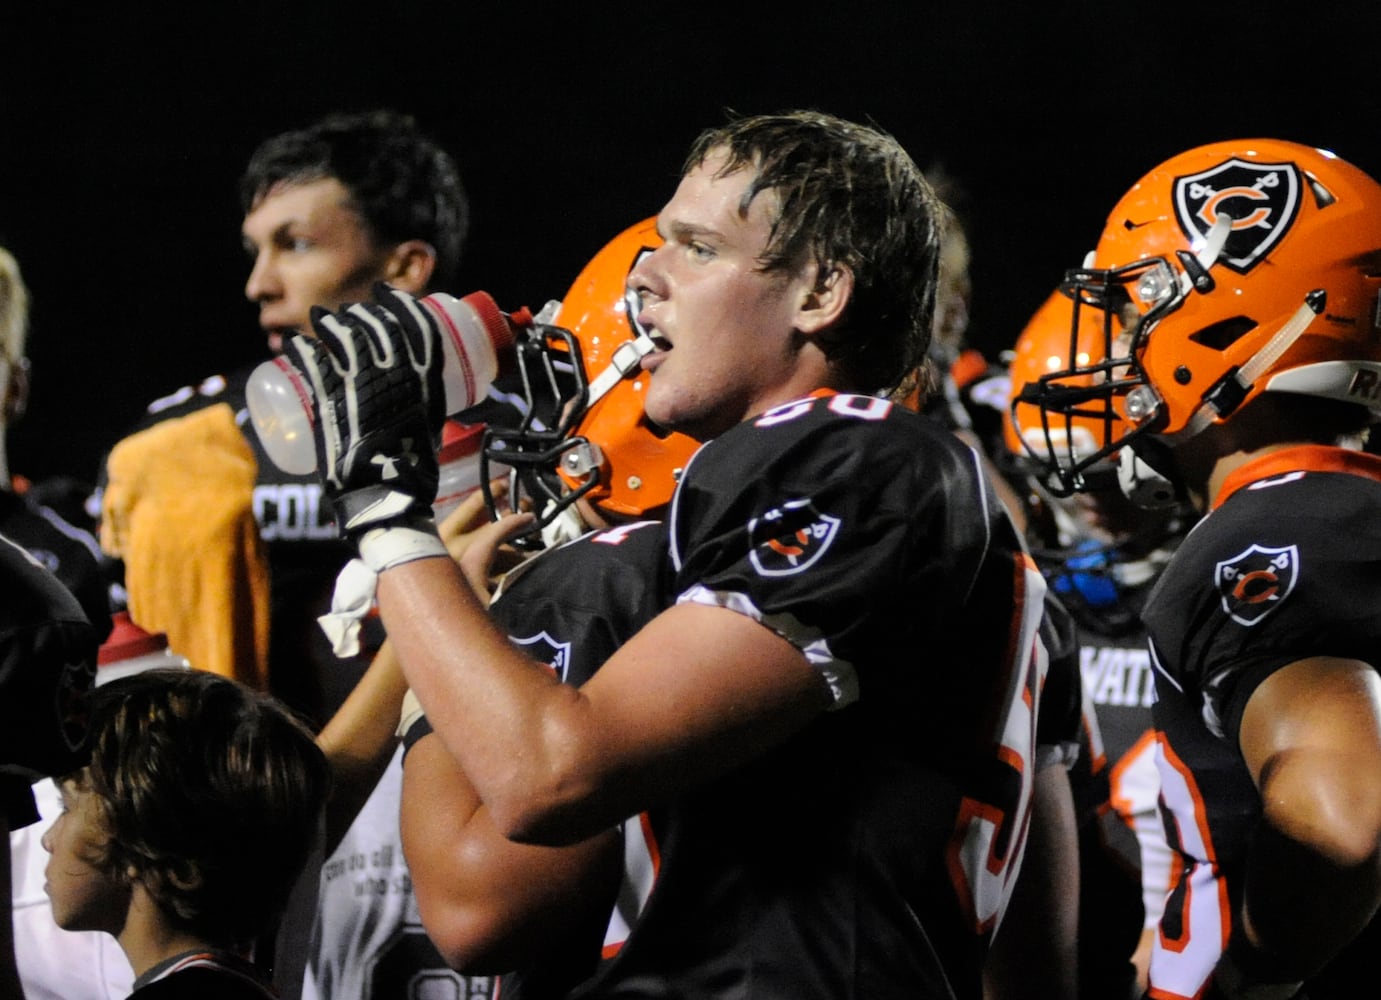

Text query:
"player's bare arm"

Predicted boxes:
[[400, 732, 621, 971], [1236, 655, 1381, 979], [380, 558, 831, 844]]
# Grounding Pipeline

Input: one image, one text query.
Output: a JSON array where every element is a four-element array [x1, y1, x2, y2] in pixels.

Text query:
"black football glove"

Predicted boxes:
[[291, 284, 448, 542]]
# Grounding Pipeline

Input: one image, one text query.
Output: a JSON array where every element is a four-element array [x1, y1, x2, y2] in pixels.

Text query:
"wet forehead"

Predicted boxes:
[[658, 150, 777, 250]]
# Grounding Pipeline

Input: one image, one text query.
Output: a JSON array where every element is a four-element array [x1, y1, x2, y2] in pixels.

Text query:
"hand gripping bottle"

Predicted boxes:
[[246, 291, 517, 475], [432, 420, 486, 520]]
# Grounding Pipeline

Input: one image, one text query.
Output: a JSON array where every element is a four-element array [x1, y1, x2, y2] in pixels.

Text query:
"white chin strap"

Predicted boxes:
[[1179, 292, 1325, 439], [1154, 215, 1321, 441], [1181, 215, 1233, 296], [539, 499, 591, 549], [582, 330, 657, 409]]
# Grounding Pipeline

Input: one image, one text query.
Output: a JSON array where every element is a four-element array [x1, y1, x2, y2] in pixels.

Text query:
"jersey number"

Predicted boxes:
[[1146, 734, 1230, 1000], [947, 560, 1047, 936], [369, 928, 494, 999], [754, 393, 892, 427]]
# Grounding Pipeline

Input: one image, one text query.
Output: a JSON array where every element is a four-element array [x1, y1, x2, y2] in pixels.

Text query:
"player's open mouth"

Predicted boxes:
[[266, 327, 301, 354], [640, 335, 670, 373]]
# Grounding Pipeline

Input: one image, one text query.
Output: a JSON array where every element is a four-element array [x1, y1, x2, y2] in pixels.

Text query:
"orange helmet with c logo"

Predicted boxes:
[[1019, 138, 1381, 495]]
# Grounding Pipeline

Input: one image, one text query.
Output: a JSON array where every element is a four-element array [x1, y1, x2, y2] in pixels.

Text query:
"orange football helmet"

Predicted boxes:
[[1006, 289, 1126, 480], [482, 218, 699, 534], [1021, 138, 1381, 495]]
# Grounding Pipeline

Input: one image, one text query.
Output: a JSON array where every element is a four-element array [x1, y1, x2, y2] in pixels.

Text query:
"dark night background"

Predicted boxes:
[[3, 1, 1379, 487]]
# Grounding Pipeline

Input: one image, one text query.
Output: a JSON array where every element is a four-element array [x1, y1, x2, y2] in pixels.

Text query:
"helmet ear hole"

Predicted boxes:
[[1190, 317, 1257, 351]]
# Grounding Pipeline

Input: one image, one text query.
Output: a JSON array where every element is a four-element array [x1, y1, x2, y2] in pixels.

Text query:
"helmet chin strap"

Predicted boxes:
[[1118, 445, 1182, 509], [1179, 290, 1326, 439], [539, 499, 592, 549], [1178, 214, 1233, 297], [582, 329, 657, 408]]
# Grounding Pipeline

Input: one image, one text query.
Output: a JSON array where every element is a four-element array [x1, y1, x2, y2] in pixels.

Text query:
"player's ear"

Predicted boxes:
[[382, 240, 437, 295], [794, 261, 853, 336]]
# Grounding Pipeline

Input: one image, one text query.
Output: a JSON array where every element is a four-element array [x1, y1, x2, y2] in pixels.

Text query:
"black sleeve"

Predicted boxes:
[[0, 534, 99, 823], [1037, 592, 1084, 752]]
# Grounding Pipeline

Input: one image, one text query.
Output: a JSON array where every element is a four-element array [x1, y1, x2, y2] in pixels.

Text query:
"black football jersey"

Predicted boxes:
[[0, 490, 108, 632], [0, 532, 99, 827], [1047, 571, 1162, 999], [490, 520, 673, 689], [1142, 445, 1381, 998], [450, 520, 674, 1000], [574, 392, 1048, 1000], [1065, 560, 1162, 888], [112, 366, 367, 724]]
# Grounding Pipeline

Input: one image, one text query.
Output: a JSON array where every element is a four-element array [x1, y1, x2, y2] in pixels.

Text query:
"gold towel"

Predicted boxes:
[[101, 404, 270, 689]]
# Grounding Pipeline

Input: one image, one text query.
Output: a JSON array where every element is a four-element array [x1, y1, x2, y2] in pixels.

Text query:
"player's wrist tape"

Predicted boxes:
[[1212, 936, 1302, 1000], [398, 687, 436, 765], [358, 523, 448, 573]]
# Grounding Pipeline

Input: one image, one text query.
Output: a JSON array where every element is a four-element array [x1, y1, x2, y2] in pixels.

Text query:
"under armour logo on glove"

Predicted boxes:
[[288, 284, 448, 543], [371, 439, 422, 481]]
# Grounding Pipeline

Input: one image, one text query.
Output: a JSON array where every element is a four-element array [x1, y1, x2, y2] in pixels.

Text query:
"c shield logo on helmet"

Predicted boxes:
[[1214, 543, 1299, 626], [1174, 159, 1302, 273], [748, 498, 840, 577]]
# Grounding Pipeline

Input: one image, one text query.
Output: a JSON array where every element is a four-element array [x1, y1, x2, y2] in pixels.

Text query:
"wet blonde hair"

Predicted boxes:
[[0, 246, 28, 365]]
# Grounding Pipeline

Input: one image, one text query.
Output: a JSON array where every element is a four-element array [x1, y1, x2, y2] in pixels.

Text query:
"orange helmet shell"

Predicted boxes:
[[553, 218, 699, 519], [1006, 289, 1127, 469], [1087, 138, 1381, 438]]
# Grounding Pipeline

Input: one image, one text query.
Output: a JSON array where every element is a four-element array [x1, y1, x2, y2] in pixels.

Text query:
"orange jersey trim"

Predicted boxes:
[[1212, 445, 1381, 510]]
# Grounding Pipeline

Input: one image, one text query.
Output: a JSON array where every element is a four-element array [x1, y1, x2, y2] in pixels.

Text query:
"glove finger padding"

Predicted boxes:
[[373, 282, 445, 374], [292, 294, 446, 540], [367, 284, 448, 436]]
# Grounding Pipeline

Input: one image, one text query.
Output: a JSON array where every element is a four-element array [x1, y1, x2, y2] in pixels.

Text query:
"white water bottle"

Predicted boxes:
[[246, 291, 516, 474], [433, 420, 486, 520]]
